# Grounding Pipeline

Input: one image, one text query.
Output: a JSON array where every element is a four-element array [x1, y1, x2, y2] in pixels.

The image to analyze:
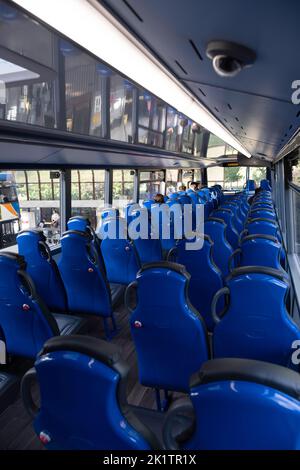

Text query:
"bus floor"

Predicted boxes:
[[0, 301, 170, 450]]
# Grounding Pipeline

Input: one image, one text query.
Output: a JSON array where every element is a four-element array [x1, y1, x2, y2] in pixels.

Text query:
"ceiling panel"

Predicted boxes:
[[102, 0, 300, 158]]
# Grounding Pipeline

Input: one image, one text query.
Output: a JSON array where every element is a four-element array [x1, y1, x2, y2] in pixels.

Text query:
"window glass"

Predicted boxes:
[[71, 169, 105, 229], [249, 167, 267, 186], [112, 170, 134, 210], [139, 170, 165, 202], [166, 169, 179, 194], [207, 134, 226, 159], [182, 170, 194, 189], [138, 90, 166, 148], [207, 166, 247, 190], [291, 159, 300, 187], [110, 75, 134, 142], [0, 169, 61, 249], [165, 108, 181, 152]]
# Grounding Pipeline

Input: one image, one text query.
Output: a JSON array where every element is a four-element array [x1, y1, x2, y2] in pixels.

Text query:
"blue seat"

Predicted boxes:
[[168, 235, 223, 331], [212, 267, 300, 367], [205, 217, 234, 277], [248, 208, 276, 221], [68, 216, 106, 276], [211, 208, 239, 249], [251, 201, 274, 210], [101, 208, 120, 220], [245, 179, 256, 192], [126, 262, 209, 392], [17, 230, 68, 312], [243, 217, 281, 241], [22, 335, 163, 450], [163, 358, 300, 450], [0, 253, 84, 359], [150, 202, 180, 252], [220, 202, 244, 232], [100, 218, 141, 285], [260, 179, 272, 191], [230, 234, 284, 271], [58, 230, 117, 338]]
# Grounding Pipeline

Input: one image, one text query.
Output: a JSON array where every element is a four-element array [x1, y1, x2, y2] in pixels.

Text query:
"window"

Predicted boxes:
[[249, 167, 267, 186], [0, 169, 61, 248], [293, 190, 300, 258], [291, 159, 300, 187], [166, 170, 179, 194], [138, 90, 166, 148], [207, 134, 226, 159], [139, 170, 165, 202], [165, 108, 182, 152], [112, 170, 134, 210], [182, 170, 194, 189], [71, 169, 105, 229], [181, 120, 198, 155], [207, 166, 247, 190], [110, 75, 134, 142]]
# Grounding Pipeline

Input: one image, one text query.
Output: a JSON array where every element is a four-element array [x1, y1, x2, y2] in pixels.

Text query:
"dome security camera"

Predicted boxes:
[[206, 41, 256, 77]]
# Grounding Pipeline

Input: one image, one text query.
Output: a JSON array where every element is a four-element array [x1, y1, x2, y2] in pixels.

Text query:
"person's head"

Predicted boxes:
[[178, 185, 186, 192], [154, 193, 165, 204], [190, 182, 198, 191]]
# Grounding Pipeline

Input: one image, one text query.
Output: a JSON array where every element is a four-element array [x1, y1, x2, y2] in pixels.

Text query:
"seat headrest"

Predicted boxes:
[[247, 217, 277, 226], [18, 229, 46, 242], [241, 234, 280, 244], [226, 266, 289, 283], [206, 217, 226, 226], [39, 335, 128, 377], [61, 229, 92, 240], [213, 208, 233, 214], [191, 358, 300, 401], [139, 261, 187, 277], [0, 252, 26, 270], [68, 216, 91, 225]]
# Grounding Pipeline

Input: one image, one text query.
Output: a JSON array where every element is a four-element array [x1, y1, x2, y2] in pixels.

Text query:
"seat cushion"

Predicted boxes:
[[0, 372, 19, 414], [52, 313, 86, 336], [191, 358, 300, 401], [110, 283, 125, 307]]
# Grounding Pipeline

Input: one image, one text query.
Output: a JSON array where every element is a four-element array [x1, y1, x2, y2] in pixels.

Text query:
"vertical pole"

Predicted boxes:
[[60, 169, 71, 233], [133, 170, 140, 203], [105, 169, 113, 206]]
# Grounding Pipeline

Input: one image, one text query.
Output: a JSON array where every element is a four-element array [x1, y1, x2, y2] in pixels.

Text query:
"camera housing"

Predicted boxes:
[[206, 41, 256, 77]]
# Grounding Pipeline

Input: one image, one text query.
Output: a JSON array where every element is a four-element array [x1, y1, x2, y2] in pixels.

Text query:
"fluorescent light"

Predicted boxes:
[[12, 0, 251, 157]]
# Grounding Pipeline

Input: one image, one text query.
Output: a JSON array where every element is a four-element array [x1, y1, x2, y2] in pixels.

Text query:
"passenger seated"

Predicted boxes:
[[153, 193, 165, 204]]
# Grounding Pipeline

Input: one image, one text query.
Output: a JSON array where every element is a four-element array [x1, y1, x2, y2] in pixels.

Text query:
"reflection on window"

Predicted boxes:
[[207, 134, 226, 159], [110, 76, 133, 142], [1, 169, 61, 248], [165, 108, 182, 152], [138, 90, 166, 147], [71, 169, 105, 229], [182, 170, 194, 189], [112, 170, 134, 210], [291, 159, 300, 187]]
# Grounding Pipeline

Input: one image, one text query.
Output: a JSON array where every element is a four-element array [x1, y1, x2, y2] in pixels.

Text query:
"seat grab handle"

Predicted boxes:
[[124, 281, 138, 314], [211, 287, 230, 324], [21, 368, 40, 419]]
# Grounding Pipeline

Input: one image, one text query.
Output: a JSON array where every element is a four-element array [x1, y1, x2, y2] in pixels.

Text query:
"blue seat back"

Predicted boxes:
[[68, 216, 107, 277], [17, 230, 67, 312], [150, 202, 180, 252], [236, 235, 283, 270], [212, 208, 239, 248], [0, 253, 58, 358], [249, 208, 276, 221], [58, 231, 112, 316], [205, 218, 234, 277], [24, 336, 154, 450], [213, 267, 300, 366], [128, 262, 209, 391], [100, 218, 141, 284], [182, 359, 300, 450], [245, 179, 256, 192], [245, 218, 281, 240], [221, 203, 244, 232], [260, 179, 272, 191], [170, 235, 223, 331]]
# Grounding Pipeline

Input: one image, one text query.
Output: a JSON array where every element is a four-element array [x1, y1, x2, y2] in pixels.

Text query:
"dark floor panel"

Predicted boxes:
[[0, 303, 157, 450]]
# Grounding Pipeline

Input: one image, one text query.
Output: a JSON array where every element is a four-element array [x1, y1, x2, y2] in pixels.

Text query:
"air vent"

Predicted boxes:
[[257, 152, 267, 157], [175, 60, 188, 75], [241, 126, 244, 129], [289, 124, 293, 130], [227, 103, 232, 110], [223, 118, 228, 122], [214, 107, 219, 112], [297, 110, 300, 118], [198, 88, 206, 97], [235, 117, 239, 122], [122, 0, 143, 22], [189, 39, 203, 61]]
